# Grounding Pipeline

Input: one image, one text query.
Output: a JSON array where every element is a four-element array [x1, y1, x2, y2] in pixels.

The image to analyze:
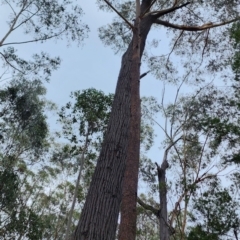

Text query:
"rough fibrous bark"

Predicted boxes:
[[118, 10, 153, 240], [118, 12, 141, 240]]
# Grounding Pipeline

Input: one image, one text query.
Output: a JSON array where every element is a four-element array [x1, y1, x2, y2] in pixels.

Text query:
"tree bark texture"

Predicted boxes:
[[118, 13, 141, 240], [74, 8, 153, 240]]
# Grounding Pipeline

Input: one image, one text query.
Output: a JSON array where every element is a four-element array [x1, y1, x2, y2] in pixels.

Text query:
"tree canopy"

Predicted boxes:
[[1, 1, 240, 240]]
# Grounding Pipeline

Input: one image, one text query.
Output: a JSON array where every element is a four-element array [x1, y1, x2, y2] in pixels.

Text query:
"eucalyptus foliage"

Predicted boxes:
[[0, 0, 88, 81]]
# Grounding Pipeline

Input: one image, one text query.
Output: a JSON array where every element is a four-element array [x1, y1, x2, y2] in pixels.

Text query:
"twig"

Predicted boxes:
[[103, 0, 134, 29], [166, 30, 184, 68], [1, 29, 66, 46], [199, 28, 210, 66], [0, 52, 24, 74]]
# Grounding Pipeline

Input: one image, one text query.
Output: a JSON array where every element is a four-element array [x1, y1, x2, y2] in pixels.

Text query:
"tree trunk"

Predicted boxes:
[[157, 160, 170, 240], [65, 132, 89, 240], [73, 5, 153, 240], [118, 9, 141, 240]]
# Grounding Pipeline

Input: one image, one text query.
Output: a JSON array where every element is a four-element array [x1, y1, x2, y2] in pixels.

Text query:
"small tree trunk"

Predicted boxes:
[[156, 160, 169, 240], [65, 132, 89, 240]]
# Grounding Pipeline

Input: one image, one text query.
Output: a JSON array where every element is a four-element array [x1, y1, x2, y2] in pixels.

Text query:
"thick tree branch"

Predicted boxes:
[[150, 2, 191, 19], [163, 136, 183, 162], [137, 197, 159, 217], [153, 17, 240, 31], [173, 0, 178, 7], [136, 0, 140, 18], [103, 0, 134, 29]]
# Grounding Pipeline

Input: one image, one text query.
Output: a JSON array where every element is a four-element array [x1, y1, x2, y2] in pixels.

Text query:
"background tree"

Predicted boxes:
[[0, 78, 50, 239], [136, 194, 159, 240], [0, 87, 114, 239], [57, 88, 113, 239], [188, 187, 239, 240], [136, 78, 240, 240], [0, 1, 88, 237]]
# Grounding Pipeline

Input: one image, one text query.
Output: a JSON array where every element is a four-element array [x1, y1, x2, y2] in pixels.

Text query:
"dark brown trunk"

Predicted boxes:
[[74, 6, 153, 240], [118, 14, 141, 240], [74, 43, 132, 240]]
